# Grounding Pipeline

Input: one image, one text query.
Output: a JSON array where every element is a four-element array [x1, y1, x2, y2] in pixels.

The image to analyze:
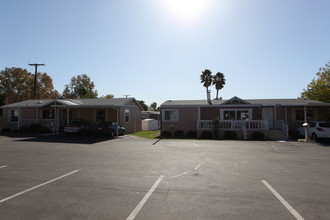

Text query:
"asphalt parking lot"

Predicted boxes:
[[0, 135, 330, 220]]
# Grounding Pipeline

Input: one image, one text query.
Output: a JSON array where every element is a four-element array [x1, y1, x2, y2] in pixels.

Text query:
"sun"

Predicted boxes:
[[162, 0, 211, 22]]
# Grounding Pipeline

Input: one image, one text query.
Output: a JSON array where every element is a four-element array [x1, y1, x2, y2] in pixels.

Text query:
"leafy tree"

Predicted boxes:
[[62, 74, 98, 99], [150, 102, 159, 111], [212, 72, 226, 100], [0, 67, 32, 103], [301, 61, 330, 103], [200, 69, 213, 98], [35, 72, 60, 99], [0, 67, 58, 104], [137, 100, 148, 111], [100, 94, 114, 99]]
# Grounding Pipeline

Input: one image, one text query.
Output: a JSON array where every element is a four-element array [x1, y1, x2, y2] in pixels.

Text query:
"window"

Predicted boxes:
[[9, 109, 19, 122], [124, 109, 130, 123], [221, 109, 251, 120], [96, 109, 105, 123], [163, 109, 179, 122], [42, 109, 55, 119], [295, 110, 315, 121]]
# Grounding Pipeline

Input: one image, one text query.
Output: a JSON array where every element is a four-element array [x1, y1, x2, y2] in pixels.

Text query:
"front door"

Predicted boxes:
[[262, 108, 274, 129]]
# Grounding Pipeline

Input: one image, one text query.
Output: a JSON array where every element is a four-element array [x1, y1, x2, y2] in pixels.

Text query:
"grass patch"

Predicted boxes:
[[130, 130, 160, 139]]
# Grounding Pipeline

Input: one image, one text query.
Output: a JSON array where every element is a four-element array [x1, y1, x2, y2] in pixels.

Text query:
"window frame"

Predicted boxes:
[[220, 109, 252, 121], [162, 109, 179, 122], [124, 109, 130, 123], [96, 109, 106, 123], [293, 109, 317, 121], [9, 109, 19, 122], [42, 109, 55, 119]]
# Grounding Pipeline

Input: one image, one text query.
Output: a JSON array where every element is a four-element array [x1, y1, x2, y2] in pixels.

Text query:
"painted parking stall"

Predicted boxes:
[[0, 136, 329, 219]]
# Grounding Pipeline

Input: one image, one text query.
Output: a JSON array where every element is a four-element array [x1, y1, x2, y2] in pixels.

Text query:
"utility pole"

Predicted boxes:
[[29, 63, 45, 99]]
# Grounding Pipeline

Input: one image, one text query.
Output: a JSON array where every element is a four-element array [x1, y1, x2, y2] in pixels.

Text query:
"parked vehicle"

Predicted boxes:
[[296, 121, 330, 140], [64, 121, 92, 135], [117, 125, 126, 136], [93, 121, 125, 137]]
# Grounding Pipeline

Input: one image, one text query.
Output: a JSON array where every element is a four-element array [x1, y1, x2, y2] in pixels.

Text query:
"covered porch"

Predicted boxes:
[[197, 120, 270, 139]]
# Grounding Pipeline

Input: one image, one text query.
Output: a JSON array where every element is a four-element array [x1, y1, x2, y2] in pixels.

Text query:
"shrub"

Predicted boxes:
[[186, 130, 197, 139], [252, 131, 265, 140], [19, 124, 51, 134], [2, 128, 11, 133], [224, 131, 237, 140], [161, 130, 172, 138], [174, 130, 184, 138], [200, 130, 213, 139]]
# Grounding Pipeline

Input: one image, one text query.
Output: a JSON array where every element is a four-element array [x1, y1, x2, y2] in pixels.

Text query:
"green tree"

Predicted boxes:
[[200, 69, 213, 98], [137, 100, 148, 111], [0, 67, 32, 103], [213, 72, 226, 100], [35, 72, 60, 99], [0, 67, 58, 104], [100, 94, 114, 99], [62, 74, 98, 99], [301, 61, 330, 103], [150, 102, 159, 111]]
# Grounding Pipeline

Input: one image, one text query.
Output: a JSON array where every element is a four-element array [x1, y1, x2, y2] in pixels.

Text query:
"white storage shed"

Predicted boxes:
[[142, 119, 159, 131]]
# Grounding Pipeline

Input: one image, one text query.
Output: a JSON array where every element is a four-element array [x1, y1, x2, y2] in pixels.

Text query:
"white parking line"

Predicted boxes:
[[126, 175, 164, 220], [0, 165, 7, 169], [0, 170, 79, 204], [262, 180, 305, 220]]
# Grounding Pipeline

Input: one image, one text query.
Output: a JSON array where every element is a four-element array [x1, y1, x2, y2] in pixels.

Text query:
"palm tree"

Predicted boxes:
[[213, 72, 225, 100], [200, 69, 213, 97]]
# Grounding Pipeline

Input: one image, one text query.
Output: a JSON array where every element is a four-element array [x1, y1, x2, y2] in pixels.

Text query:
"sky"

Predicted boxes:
[[1, 0, 330, 106]]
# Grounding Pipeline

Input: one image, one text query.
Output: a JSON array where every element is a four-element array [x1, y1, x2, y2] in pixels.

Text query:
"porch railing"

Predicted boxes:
[[274, 120, 289, 138], [198, 120, 269, 131]]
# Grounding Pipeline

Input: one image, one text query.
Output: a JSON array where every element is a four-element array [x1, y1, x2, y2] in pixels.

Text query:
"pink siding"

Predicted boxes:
[[162, 107, 198, 134]]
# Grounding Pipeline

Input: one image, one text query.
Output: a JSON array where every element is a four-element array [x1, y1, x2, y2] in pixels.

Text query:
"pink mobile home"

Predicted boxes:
[[160, 96, 330, 139]]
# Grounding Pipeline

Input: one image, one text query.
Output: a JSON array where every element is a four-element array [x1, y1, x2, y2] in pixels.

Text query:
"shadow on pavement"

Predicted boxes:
[[13, 134, 114, 145], [316, 139, 330, 147]]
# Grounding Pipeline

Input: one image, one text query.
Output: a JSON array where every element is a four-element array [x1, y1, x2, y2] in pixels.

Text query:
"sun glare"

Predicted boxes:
[[163, 0, 211, 22]]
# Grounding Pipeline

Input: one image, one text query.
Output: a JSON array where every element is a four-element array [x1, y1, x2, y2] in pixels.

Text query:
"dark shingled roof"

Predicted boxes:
[[1, 98, 142, 109], [161, 97, 328, 107]]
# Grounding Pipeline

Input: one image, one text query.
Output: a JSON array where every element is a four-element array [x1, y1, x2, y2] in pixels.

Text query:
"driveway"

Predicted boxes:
[[0, 135, 329, 219]]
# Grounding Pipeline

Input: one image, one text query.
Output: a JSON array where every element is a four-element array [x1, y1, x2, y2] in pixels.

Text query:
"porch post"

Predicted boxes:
[[66, 108, 70, 125], [36, 108, 38, 124], [116, 107, 119, 137], [17, 108, 21, 130], [304, 105, 308, 142], [274, 105, 277, 129], [56, 107, 59, 134], [53, 106, 56, 135]]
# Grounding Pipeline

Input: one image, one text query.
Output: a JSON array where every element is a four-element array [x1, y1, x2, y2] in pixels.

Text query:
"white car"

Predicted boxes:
[[296, 121, 330, 140]]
